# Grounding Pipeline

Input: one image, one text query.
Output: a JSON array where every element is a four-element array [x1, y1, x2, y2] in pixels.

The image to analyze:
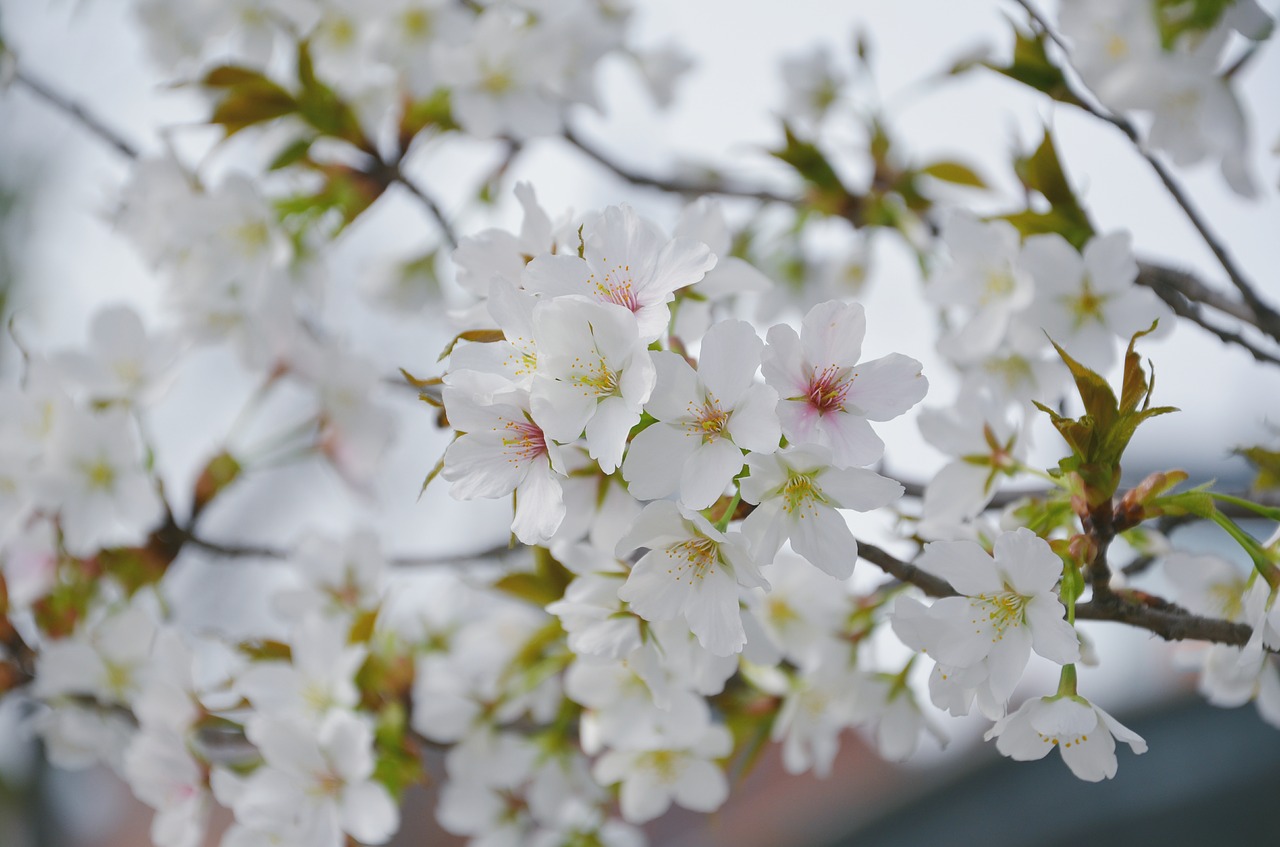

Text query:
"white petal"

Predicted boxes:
[[726, 383, 781, 453], [1026, 595, 1081, 665], [800, 300, 865, 368], [340, 781, 400, 844], [916, 540, 1003, 595], [818, 466, 903, 512], [845, 353, 928, 421], [672, 758, 729, 812], [512, 461, 565, 544], [623, 423, 696, 501], [698, 320, 762, 406], [679, 439, 744, 510], [585, 396, 640, 474], [789, 502, 857, 580], [995, 528, 1062, 596]]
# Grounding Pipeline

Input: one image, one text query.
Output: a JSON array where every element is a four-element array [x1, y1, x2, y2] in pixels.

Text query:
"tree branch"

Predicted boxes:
[[13, 67, 141, 160], [177, 526, 508, 568], [562, 125, 796, 205], [386, 163, 459, 250]]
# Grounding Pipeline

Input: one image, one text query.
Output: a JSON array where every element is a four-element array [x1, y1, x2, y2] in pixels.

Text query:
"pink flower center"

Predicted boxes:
[[806, 365, 852, 415], [500, 418, 548, 463], [592, 261, 641, 312]]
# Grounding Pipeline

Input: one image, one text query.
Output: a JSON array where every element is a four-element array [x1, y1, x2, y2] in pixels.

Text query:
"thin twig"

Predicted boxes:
[[179, 526, 503, 567], [1136, 261, 1258, 326], [13, 68, 141, 160], [1010, 0, 1280, 343], [1224, 42, 1262, 80], [1141, 271, 1280, 367], [387, 163, 459, 250], [563, 125, 795, 205]]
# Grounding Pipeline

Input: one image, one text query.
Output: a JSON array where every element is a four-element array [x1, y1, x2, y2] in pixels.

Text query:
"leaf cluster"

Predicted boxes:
[[1035, 324, 1177, 507]]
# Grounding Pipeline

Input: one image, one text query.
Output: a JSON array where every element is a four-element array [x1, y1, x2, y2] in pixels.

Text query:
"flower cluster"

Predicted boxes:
[[134, 0, 690, 140], [1058, 0, 1271, 196]]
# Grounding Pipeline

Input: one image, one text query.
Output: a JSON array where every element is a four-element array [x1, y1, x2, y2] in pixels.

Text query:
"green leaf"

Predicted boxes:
[[985, 24, 1084, 107], [294, 40, 367, 148], [401, 88, 458, 139], [920, 161, 987, 188], [210, 83, 298, 137], [769, 124, 854, 216], [201, 65, 272, 89], [437, 329, 505, 362], [1036, 327, 1177, 507], [268, 137, 314, 171], [1000, 130, 1094, 249], [492, 573, 563, 607], [1209, 492, 1280, 523], [1155, 0, 1239, 45], [1235, 446, 1280, 490]]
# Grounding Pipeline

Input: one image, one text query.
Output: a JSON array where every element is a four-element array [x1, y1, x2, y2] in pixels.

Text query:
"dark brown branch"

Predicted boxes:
[[1075, 593, 1252, 646], [177, 525, 507, 567], [855, 539, 956, 599], [562, 125, 796, 205], [13, 68, 141, 160], [388, 164, 458, 250], [855, 536, 1255, 647], [1137, 272, 1280, 366], [1137, 261, 1258, 326]]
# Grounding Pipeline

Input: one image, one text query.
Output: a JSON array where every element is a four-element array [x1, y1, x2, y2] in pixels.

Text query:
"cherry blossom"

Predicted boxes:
[[529, 296, 655, 473], [890, 529, 1080, 706], [616, 500, 767, 656], [442, 388, 567, 544], [524, 204, 716, 344], [740, 445, 903, 580], [987, 693, 1147, 781], [622, 319, 780, 509], [762, 300, 927, 468]]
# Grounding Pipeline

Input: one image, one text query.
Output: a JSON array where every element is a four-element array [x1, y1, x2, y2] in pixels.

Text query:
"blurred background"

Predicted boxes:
[[1, 0, 1278, 844]]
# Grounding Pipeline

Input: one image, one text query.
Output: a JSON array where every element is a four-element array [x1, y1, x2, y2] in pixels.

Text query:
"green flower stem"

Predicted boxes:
[[1057, 664, 1078, 698]]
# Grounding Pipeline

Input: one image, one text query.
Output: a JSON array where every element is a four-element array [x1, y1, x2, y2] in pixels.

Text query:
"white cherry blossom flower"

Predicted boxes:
[[433, 10, 564, 138], [616, 500, 767, 656], [762, 300, 927, 468], [124, 729, 210, 847], [442, 388, 567, 544], [850, 669, 947, 762], [740, 445, 903, 580], [1017, 231, 1170, 372], [591, 722, 733, 824], [890, 529, 1080, 705], [451, 182, 570, 328], [524, 204, 716, 343], [234, 710, 399, 846], [35, 595, 159, 706], [53, 305, 183, 404], [918, 388, 1025, 527], [276, 528, 388, 620], [41, 407, 164, 557], [927, 213, 1033, 364], [446, 278, 540, 402], [986, 693, 1147, 781], [623, 320, 780, 509], [530, 297, 655, 473], [235, 616, 367, 721]]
